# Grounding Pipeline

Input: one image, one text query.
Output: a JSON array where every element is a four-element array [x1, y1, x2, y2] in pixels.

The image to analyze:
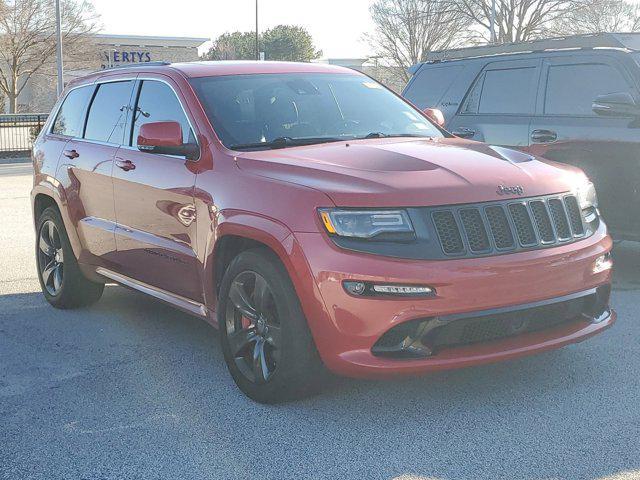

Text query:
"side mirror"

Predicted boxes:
[[137, 121, 199, 160], [422, 107, 446, 128], [592, 92, 640, 117]]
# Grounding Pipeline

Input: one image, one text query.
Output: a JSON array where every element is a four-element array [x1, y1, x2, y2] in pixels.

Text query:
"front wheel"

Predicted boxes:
[[217, 248, 324, 403]]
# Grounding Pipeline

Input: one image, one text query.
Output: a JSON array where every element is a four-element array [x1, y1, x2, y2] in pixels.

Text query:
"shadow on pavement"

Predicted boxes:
[[1, 281, 638, 479]]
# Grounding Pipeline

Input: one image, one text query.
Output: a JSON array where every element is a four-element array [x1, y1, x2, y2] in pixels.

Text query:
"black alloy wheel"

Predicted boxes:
[[224, 270, 282, 383], [38, 219, 64, 296]]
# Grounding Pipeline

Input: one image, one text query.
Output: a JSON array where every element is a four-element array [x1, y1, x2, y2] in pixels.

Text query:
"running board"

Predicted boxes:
[[96, 267, 208, 318]]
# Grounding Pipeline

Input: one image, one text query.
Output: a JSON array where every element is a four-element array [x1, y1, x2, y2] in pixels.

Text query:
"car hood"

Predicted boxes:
[[234, 137, 587, 207]]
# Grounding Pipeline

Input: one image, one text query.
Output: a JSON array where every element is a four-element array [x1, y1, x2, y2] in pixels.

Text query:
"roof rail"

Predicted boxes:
[[101, 61, 172, 71], [423, 33, 640, 63]]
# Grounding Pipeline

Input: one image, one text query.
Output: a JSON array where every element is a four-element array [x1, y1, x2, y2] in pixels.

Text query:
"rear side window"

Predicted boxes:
[[130, 80, 194, 147], [544, 63, 630, 116], [478, 67, 536, 114], [404, 65, 464, 108], [51, 86, 93, 137], [84, 81, 134, 144]]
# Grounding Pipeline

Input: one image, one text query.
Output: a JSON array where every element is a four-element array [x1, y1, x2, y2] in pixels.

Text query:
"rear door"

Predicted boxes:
[[112, 76, 201, 302], [39, 85, 93, 183], [57, 79, 135, 265], [527, 55, 640, 237], [447, 59, 541, 147]]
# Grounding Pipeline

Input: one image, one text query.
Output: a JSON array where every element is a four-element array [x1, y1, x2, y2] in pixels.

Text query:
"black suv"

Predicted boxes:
[[403, 33, 640, 241]]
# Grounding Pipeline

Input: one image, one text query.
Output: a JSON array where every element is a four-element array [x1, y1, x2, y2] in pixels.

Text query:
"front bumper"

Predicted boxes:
[[289, 223, 614, 378]]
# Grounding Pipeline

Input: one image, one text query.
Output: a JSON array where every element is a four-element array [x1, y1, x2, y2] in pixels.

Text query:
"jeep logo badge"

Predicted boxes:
[[497, 185, 524, 196]]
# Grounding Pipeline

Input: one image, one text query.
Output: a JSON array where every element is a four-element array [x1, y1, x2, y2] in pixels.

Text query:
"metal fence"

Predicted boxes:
[[0, 114, 48, 157]]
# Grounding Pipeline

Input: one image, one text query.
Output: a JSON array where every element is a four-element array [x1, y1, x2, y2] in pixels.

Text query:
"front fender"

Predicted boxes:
[[201, 211, 332, 346]]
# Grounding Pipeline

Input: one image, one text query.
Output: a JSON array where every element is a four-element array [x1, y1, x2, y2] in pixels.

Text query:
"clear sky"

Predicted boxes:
[[91, 0, 376, 58]]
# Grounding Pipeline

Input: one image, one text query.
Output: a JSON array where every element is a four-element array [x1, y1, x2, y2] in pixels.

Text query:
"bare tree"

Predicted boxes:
[[551, 0, 640, 35], [454, 0, 577, 43], [367, 0, 472, 82], [0, 0, 100, 113]]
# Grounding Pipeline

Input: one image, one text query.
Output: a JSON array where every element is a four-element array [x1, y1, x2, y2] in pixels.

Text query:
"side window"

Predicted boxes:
[[404, 65, 464, 107], [544, 63, 630, 116], [131, 80, 194, 147], [84, 81, 133, 144], [51, 86, 93, 137], [477, 67, 536, 114], [461, 74, 484, 114]]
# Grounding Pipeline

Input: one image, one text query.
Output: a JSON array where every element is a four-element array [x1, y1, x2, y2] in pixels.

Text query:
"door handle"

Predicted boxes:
[[531, 129, 558, 144], [115, 158, 136, 171], [452, 127, 476, 139], [63, 149, 79, 159]]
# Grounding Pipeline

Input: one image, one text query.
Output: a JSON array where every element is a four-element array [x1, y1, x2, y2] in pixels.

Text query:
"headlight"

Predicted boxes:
[[319, 208, 414, 239], [576, 181, 598, 210]]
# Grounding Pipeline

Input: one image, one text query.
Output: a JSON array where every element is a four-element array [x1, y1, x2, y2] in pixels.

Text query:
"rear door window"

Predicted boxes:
[[404, 65, 464, 107], [84, 81, 134, 144], [51, 85, 93, 137], [544, 63, 631, 116], [478, 67, 537, 114], [130, 80, 194, 147]]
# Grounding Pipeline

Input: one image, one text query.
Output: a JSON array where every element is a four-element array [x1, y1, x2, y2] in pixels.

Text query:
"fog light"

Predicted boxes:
[[372, 285, 433, 295], [343, 281, 367, 295], [343, 281, 435, 297], [593, 253, 613, 274]]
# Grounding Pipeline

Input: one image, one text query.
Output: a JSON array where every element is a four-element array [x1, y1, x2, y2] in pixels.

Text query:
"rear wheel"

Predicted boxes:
[[217, 248, 324, 403], [36, 206, 104, 308]]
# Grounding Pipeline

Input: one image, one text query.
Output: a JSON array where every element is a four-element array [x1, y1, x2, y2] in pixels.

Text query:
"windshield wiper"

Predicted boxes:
[[359, 132, 433, 140], [230, 136, 344, 151]]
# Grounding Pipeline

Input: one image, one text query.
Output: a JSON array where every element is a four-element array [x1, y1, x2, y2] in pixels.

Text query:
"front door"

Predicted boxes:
[[527, 55, 640, 238], [112, 77, 201, 302]]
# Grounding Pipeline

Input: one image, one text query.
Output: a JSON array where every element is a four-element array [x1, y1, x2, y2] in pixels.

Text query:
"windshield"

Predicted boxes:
[[189, 73, 443, 150]]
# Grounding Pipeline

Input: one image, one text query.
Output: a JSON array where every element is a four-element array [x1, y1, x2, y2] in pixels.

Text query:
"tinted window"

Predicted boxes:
[[131, 80, 193, 147], [544, 63, 630, 116], [190, 73, 442, 150], [478, 67, 536, 114], [51, 86, 93, 137], [84, 81, 133, 144], [404, 65, 464, 107]]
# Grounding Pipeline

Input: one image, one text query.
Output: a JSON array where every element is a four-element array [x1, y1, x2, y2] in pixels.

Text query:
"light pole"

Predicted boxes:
[[55, 0, 64, 96], [255, 0, 259, 60]]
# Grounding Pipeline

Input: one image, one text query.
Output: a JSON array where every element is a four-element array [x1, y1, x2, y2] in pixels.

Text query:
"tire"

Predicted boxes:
[[217, 248, 325, 403], [35, 206, 104, 308]]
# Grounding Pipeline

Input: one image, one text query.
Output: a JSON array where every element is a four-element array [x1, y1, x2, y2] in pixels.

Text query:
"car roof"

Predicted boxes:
[[67, 61, 360, 88], [409, 32, 640, 73]]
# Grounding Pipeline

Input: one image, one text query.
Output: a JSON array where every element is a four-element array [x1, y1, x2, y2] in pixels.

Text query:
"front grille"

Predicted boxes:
[[424, 296, 588, 351], [430, 194, 587, 257], [432, 211, 464, 254]]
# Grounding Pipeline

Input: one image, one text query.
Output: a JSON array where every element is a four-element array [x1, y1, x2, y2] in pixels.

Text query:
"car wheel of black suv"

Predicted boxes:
[[36, 206, 104, 308], [218, 248, 325, 403]]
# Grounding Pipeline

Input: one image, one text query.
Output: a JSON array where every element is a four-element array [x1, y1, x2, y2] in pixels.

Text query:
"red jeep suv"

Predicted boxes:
[[32, 61, 615, 402]]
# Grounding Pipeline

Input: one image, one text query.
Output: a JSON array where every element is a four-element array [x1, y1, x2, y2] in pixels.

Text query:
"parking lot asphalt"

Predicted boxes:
[[1, 163, 639, 480]]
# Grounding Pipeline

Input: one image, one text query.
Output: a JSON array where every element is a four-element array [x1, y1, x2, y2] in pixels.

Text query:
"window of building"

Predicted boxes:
[[544, 63, 630, 116], [51, 86, 93, 137], [130, 80, 194, 147], [84, 81, 133, 144]]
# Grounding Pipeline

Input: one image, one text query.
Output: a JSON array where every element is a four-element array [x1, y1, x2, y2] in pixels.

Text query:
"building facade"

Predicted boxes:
[[7, 34, 208, 113]]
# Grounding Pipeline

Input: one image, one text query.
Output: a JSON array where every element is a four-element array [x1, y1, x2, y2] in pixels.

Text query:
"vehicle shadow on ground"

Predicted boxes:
[[2, 283, 638, 480]]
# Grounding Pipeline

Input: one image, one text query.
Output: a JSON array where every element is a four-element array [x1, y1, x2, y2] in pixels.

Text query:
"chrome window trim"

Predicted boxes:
[[46, 74, 200, 161]]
